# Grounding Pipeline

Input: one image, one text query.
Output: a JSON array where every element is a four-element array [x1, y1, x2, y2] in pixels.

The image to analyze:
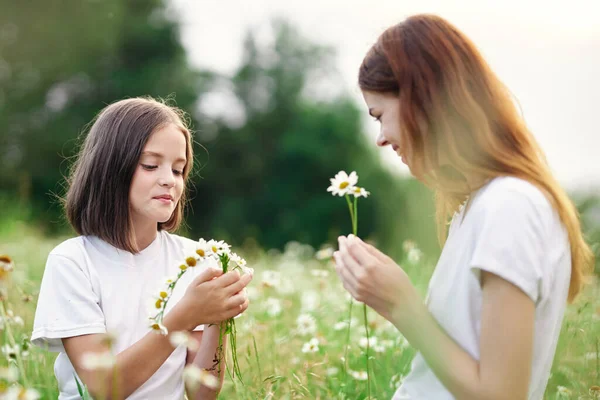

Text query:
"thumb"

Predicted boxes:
[[191, 266, 223, 285]]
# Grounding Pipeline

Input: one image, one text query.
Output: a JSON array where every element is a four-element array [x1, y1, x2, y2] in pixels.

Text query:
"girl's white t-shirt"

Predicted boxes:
[[394, 176, 571, 400], [31, 230, 209, 400]]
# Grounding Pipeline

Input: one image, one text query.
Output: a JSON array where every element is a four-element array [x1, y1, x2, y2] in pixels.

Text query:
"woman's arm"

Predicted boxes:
[[334, 235, 535, 400]]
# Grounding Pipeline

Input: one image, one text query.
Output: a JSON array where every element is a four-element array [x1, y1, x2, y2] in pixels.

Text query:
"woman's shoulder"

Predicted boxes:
[[476, 176, 553, 213], [48, 236, 88, 260]]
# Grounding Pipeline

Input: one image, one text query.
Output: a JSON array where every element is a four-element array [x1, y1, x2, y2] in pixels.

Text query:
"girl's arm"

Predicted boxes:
[[186, 324, 228, 399], [63, 268, 251, 399], [334, 235, 535, 400]]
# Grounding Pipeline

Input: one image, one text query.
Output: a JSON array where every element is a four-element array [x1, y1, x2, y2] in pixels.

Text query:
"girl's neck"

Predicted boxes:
[[132, 222, 158, 252]]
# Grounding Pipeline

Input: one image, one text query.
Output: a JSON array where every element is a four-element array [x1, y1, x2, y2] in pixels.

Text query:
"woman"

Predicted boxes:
[[333, 14, 593, 399]]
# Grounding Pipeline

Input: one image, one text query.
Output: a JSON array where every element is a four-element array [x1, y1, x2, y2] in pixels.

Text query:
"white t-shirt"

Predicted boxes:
[[32, 230, 209, 400], [394, 176, 571, 400]]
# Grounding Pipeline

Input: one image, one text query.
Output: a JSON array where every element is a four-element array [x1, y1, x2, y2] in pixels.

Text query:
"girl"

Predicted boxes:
[[32, 97, 252, 399], [333, 14, 594, 400]]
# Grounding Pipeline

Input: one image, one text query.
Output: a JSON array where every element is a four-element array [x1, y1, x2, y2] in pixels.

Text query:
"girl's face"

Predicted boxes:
[[129, 123, 187, 229], [362, 90, 410, 168]]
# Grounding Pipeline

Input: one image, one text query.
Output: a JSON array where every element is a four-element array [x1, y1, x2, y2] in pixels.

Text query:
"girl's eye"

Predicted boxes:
[[141, 164, 157, 170], [173, 169, 183, 176]]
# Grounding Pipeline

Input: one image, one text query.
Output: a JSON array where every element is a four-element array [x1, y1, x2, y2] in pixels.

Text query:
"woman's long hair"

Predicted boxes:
[[359, 14, 594, 302]]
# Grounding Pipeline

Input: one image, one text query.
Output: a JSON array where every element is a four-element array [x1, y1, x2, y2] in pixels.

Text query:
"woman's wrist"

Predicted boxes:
[[164, 302, 195, 332]]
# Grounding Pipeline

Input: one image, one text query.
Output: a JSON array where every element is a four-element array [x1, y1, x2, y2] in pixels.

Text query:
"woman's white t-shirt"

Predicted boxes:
[[32, 230, 208, 400], [394, 176, 571, 400]]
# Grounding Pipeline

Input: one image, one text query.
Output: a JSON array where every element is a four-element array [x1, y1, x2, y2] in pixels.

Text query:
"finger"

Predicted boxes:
[[345, 235, 380, 265], [337, 237, 364, 278], [333, 251, 359, 297], [356, 237, 391, 263], [213, 270, 241, 288], [191, 266, 223, 285], [224, 272, 252, 296], [225, 291, 248, 310]]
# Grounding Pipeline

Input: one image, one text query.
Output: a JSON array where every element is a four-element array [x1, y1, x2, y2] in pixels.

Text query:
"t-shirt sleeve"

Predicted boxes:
[[469, 189, 547, 304], [31, 253, 106, 352]]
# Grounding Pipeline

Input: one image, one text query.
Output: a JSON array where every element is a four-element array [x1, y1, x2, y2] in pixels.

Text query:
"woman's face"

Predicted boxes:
[[361, 90, 410, 168]]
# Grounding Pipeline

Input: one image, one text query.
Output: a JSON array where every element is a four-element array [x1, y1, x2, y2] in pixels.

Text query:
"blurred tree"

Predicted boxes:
[[0, 0, 204, 227]]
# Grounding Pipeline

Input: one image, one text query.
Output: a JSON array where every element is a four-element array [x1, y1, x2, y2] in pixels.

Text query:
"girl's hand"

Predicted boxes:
[[171, 268, 253, 329], [333, 235, 423, 329]]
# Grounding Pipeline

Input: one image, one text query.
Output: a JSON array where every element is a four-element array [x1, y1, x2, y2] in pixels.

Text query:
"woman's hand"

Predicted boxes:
[[333, 234, 423, 329]]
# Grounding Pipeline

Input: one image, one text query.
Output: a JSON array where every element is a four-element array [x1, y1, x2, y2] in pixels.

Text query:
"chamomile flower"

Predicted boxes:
[[169, 331, 200, 351], [2, 386, 41, 400], [149, 321, 168, 335], [350, 370, 369, 380], [301, 338, 320, 353], [327, 171, 358, 196], [207, 240, 231, 257], [351, 186, 370, 198], [196, 238, 210, 259], [296, 314, 317, 336], [183, 365, 219, 391]]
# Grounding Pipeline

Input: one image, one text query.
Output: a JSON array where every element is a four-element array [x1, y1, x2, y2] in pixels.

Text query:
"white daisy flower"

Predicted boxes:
[[359, 336, 378, 349], [0, 365, 19, 382], [350, 370, 368, 380], [556, 386, 571, 398], [326, 367, 339, 376], [261, 270, 281, 288], [310, 269, 329, 278], [301, 291, 319, 312], [334, 321, 348, 331], [263, 297, 282, 317], [315, 247, 334, 260], [169, 331, 200, 351], [3, 386, 41, 400], [81, 351, 115, 370], [207, 240, 231, 257], [296, 314, 317, 336], [302, 338, 320, 353], [350, 186, 370, 198], [327, 171, 358, 197], [149, 321, 168, 335], [195, 238, 211, 259], [407, 248, 423, 264], [2, 344, 18, 360], [183, 365, 219, 391]]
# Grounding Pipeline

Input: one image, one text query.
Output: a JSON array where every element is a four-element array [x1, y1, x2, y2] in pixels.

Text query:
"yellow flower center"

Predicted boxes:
[[179, 264, 187, 271], [155, 299, 163, 309], [185, 257, 197, 267], [196, 249, 205, 257], [159, 291, 168, 299], [339, 182, 349, 189], [211, 246, 218, 253], [151, 323, 160, 330]]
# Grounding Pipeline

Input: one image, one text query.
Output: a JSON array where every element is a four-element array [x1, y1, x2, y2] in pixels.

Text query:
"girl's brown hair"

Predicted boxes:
[[65, 97, 194, 253]]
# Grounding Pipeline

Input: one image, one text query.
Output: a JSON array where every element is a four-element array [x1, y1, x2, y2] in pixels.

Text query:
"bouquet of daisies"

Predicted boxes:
[[148, 239, 251, 382]]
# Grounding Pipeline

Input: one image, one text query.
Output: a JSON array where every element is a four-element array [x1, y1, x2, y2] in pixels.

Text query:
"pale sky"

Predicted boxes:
[[170, 0, 600, 192]]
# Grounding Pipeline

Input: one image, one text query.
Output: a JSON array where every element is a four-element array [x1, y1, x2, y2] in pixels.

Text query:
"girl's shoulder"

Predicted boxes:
[[48, 236, 88, 261], [161, 231, 199, 257], [474, 176, 554, 217]]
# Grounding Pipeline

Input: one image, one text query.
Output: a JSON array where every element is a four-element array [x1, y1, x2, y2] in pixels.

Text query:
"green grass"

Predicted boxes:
[[0, 224, 599, 399]]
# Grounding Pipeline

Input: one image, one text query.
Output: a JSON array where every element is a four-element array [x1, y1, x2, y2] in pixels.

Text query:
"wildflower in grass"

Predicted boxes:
[[169, 331, 200, 351], [296, 314, 317, 336], [327, 169, 372, 397], [2, 344, 18, 360], [315, 247, 334, 260], [407, 247, 423, 264], [310, 269, 329, 278], [0, 255, 14, 282], [359, 336, 378, 349], [350, 370, 368, 380], [264, 297, 282, 317], [327, 171, 358, 196], [0, 365, 18, 382], [301, 291, 319, 312], [1, 386, 41, 400], [183, 365, 219, 391], [390, 373, 404, 389], [302, 338, 320, 353], [556, 386, 571, 398], [81, 351, 115, 370], [326, 367, 339, 376], [261, 270, 281, 288]]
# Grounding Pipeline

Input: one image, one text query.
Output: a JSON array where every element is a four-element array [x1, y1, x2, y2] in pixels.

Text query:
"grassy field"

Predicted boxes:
[[1, 221, 599, 399]]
